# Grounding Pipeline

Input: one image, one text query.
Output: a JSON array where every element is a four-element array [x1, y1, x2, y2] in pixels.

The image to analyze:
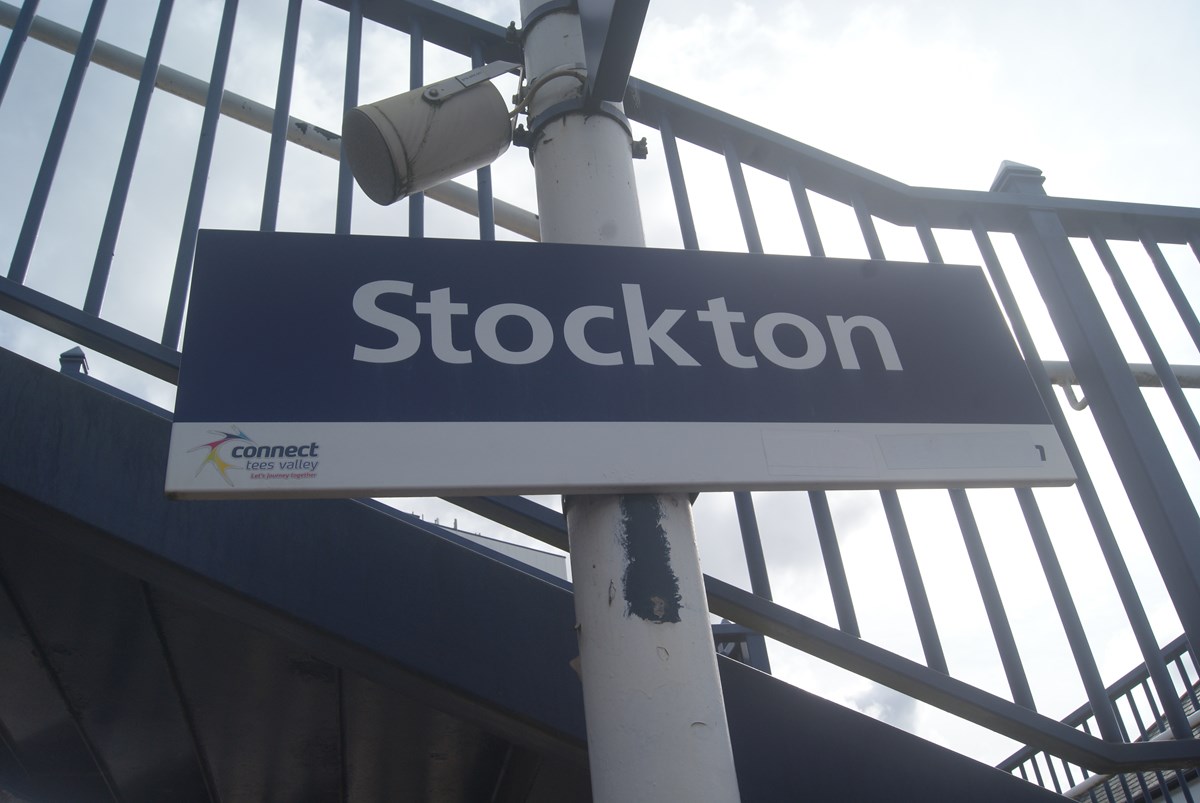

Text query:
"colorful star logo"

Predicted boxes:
[[189, 426, 252, 486]]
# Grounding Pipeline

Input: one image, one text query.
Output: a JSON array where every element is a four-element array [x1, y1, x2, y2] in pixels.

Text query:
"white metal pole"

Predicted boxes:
[[519, 4, 742, 801]]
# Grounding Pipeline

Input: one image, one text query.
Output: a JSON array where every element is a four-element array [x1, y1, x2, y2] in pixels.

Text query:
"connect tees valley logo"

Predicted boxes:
[[190, 426, 321, 486]]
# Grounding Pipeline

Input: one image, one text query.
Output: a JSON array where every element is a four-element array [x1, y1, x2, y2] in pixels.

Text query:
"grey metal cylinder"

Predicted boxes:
[[343, 81, 511, 205]]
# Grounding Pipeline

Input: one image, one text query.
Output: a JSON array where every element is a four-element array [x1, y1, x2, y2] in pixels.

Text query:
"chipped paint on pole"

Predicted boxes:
[[566, 494, 742, 801], [620, 496, 683, 623]]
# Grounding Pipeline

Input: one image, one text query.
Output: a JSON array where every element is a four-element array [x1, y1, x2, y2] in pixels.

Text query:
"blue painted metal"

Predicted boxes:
[[8, 0, 107, 285], [972, 221, 1194, 740], [787, 170, 825, 257], [407, 16, 424, 238], [733, 493, 774, 625], [726, 140, 764, 254], [85, 0, 175, 316], [0, 276, 181, 382], [880, 489, 949, 674], [997, 166, 1200, 663], [161, 0, 240, 348], [1091, 231, 1200, 459], [1017, 487, 1123, 742], [0, 0, 38, 105], [705, 571, 1200, 771], [853, 203, 950, 675], [336, 0, 362, 235], [578, 0, 649, 109], [659, 113, 699, 251], [260, 0, 303, 232], [807, 490, 859, 637], [949, 488, 1037, 710], [916, 221, 1037, 707], [3, 1, 1200, 792], [1143, 232, 1200, 354], [471, 41, 496, 242], [2, 347, 1093, 801]]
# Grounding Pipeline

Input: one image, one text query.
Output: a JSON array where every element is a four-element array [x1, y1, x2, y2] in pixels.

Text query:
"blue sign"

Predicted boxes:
[[166, 231, 1073, 498]]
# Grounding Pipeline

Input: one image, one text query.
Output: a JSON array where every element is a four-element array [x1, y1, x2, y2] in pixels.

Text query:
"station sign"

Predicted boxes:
[[165, 231, 1074, 498]]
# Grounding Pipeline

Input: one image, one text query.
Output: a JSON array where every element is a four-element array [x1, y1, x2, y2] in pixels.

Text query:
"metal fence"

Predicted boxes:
[[3, 0, 1200, 794]]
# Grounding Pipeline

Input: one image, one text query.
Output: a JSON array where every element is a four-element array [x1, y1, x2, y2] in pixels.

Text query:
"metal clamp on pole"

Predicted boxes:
[[525, 96, 630, 149]]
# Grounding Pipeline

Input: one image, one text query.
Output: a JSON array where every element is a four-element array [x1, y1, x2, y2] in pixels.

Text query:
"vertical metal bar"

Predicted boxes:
[[1143, 233, 1200, 354], [1091, 231, 1200, 459], [8, 0, 108, 284], [470, 41, 495, 241], [949, 488, 1037, 708], [852, 197, 884, 260], [880, 489, 948, 673], [0, 0, 40, 107], [407, 16, 424, 238], [1125, 689, 1150, 738], [1140, 678, 1164, 738], [973, 221, 1194, 739], [786, 170, 824, 257], [85, 0, 175, 315], [1044, 754, 1063, 795], [731, 494, 772, 673], [1173, 655, 1200, 710], [995, 167, 1200, 659], [718, 142, 776, 626], [789, 149, 846, 651], [732, 492, 772, 602], [1030, 755, 1045, 787], [1155, 770, 1176, 803], [659, 113, 698, 251], [916, 216, 943, 264], [260, 0, 303, 232], [917, 219, 1036, 704], [724, 141, 762, 254], [807, 491, 859, 637], [1178, 770, 1197, 803], [854, 206, 946, 672], [160, 0, 240, 347], [335, 0, 362, 235], [1116, 775, 1136, 803], [1062, 760, 1077, 789], [1016, 487, 1123, 741]]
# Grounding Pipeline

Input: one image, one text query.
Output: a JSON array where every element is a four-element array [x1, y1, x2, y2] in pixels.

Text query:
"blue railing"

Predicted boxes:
[[3, 0, 1200, 792]]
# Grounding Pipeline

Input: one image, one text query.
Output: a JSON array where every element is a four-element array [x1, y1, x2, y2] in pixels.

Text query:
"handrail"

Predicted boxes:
[[0, 1, 542, 241]]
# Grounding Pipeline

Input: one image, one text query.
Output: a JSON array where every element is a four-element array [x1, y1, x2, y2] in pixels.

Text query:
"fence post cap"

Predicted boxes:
[[991, 160, 1045, 193]]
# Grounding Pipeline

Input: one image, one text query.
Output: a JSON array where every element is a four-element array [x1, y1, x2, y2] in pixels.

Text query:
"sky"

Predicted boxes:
[[2, 0, 1199, 771]]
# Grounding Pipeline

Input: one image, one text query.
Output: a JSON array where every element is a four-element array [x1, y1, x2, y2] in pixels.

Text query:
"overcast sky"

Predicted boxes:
[[3, 0, 1198, 768]]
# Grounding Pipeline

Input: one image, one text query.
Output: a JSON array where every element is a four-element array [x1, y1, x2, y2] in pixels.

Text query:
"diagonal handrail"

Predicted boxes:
[[439, 496, 1200, 773]]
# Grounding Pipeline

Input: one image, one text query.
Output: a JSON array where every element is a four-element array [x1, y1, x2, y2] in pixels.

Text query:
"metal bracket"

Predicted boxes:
[[526, 96, 630, 146], [1061, 382, 1089, 411], [422, 61, 521, 104]]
